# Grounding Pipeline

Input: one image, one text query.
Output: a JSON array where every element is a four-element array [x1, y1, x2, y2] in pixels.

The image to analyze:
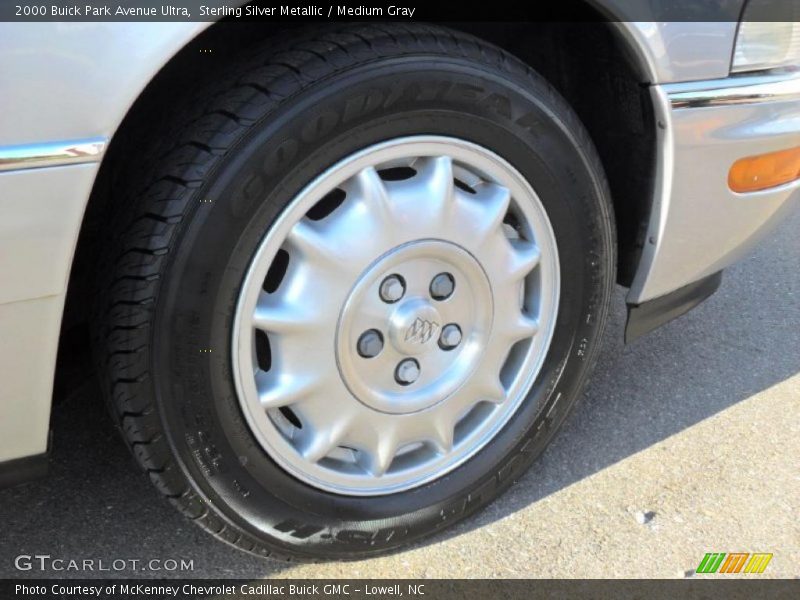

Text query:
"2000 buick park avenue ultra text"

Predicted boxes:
[[0, 6, 798, 560], [43, 5, 419, 18]]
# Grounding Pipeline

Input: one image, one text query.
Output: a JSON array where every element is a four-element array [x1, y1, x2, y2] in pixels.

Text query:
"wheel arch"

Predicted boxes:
[[62, 21, 286, 332]]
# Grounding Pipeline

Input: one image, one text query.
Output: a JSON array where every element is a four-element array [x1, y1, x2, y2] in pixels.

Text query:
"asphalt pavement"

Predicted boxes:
[[1, 209, 798, 579]]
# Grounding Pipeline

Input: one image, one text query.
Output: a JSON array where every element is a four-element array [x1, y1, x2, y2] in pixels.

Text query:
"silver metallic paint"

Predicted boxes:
[[0, 23, 209, 145], [0, 297, 63, 463], [617, 22, 739, 83], [628, 73, 800, 303]]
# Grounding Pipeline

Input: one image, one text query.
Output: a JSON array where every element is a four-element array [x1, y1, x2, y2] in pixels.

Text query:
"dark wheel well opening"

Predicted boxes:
[[55, 21, 293, 397], [450, 21, 656, 286]]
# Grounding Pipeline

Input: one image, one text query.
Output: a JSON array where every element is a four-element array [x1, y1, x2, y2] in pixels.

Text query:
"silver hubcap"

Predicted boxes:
[[232, 136, 560, 495]]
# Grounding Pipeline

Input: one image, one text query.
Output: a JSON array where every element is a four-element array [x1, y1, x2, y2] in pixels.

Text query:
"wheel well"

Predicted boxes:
[[64, 19, 655, 341], [61, 22, 287, 335], [450, 21, 656, 286]]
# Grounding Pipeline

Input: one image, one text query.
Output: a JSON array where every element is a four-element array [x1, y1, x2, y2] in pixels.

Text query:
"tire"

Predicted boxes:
[[92, 23, 615, 560]]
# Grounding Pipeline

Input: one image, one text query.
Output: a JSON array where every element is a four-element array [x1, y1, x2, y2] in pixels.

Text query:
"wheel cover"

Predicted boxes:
[[232, 136, 560, 496]]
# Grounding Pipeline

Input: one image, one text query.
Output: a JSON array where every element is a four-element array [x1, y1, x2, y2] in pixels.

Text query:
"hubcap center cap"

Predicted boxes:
[[389, 300, 441, 356], [337, 239, 493, 415]]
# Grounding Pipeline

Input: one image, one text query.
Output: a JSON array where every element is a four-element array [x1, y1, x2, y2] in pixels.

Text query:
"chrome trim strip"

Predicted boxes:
[[666, 71, 800, 109], [0, 137, 106, 172]]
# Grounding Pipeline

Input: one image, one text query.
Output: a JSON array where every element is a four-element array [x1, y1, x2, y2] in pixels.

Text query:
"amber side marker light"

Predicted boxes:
[[729, 146, 800, 193]]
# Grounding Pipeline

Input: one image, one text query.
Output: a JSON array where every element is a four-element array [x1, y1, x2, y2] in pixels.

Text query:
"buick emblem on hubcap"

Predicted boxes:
[[404, 317, 440, 344]]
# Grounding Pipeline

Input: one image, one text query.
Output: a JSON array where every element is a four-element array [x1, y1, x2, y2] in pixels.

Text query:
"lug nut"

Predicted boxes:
[[430, 272, 455, 300], [357, 329, 384, 358], [395, 358, 420, 385], [439, 324, 462, 350], [379, 274, 405, 303]]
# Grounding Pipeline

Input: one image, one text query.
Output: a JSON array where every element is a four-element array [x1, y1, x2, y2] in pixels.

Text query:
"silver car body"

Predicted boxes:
[[0, 21, 798, 465]]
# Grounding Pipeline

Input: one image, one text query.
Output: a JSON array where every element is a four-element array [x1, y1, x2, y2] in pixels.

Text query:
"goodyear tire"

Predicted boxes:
[[92, 24, 615, 560]]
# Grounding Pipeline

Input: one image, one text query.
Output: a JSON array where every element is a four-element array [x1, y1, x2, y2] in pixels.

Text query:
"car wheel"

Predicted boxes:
[[92, 24, 615, 560]]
